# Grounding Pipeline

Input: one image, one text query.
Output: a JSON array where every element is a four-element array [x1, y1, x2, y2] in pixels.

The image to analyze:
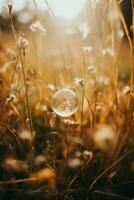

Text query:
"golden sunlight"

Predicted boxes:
[[0, 0, 133, 199], [49, 0, 87, 19]]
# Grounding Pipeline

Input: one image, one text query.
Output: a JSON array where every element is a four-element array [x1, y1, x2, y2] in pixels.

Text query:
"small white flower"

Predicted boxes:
[[79, 22, 91, 40], [47, 84, 55, 91], [73, 77, 84, 87], [95, 102, 104, 111], [83, 150, 93, 160], [19, 130, 34, 141], [118, 29, 124, 39], [17, 36, 29, 48], [35, 102, 47, 112], [100, 76, 110, 85], [34, 155, 47, 165], [94, 125, 116, 152], [102, 48, 114, 56], [122, 86, 131, 94], [68, 158, 82, 168], [87, 65, 96, 72], [63, 119, 79, 127], [6, 93, 17, 103], [82, 46, 92, 53], [29, 21, 46, 34]]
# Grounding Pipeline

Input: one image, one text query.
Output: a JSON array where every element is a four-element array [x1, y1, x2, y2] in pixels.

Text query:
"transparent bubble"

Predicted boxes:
[[52, 88, 78, 117]]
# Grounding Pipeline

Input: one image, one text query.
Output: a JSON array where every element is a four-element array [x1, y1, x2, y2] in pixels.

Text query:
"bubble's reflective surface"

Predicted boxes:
[[52, 88, 78, 117]]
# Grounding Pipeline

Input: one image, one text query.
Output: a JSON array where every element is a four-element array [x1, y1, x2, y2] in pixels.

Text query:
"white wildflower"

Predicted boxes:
[[83, 150, 93, 161], [29, 21, 46, 34], [87, 65, 96, 72], [6, 93, 17, 103], [95, 102, 104, 111], [34, 155, 47, 165], [68, 158, 82, 168], [79, 22, 91, 40], [19, 130, 34, 141], [100, 76, 110, 85], [63, 119, 79, 127], [35, 102, 47, 112], [122, 86, 131, 95], [118, 29, 124, 39], [94, 125, 116, 152], [102, 48, 114, 56], [73, 77, 84, 87], [17, 36, 29, 48], [82, 46, 92, 53], [47, 84, 55, 91]]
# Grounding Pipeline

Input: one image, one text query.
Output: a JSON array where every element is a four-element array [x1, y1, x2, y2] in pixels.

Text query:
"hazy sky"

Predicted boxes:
[[0, 0, 87, 21], [0, 0, 47, 13]]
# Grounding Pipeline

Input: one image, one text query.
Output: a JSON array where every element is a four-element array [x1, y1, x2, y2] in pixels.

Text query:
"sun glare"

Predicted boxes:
[[49, 0, 87, 20]]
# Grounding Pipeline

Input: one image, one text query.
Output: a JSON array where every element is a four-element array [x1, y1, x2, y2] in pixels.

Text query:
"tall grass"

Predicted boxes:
[[0, 0, 134, 199]]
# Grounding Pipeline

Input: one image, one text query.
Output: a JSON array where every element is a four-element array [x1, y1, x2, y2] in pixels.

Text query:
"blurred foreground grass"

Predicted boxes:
[[0, 0, 134, 200]]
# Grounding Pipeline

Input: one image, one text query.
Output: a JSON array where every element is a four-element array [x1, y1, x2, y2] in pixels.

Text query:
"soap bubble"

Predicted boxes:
[[52, 88, 78, 117]]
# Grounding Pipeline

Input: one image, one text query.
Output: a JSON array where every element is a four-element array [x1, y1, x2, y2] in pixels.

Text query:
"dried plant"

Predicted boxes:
[[0, 0, 134, 200]]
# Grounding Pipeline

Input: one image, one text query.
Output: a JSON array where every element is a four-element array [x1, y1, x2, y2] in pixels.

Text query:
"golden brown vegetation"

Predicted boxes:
[[0, 0, 134, 199]]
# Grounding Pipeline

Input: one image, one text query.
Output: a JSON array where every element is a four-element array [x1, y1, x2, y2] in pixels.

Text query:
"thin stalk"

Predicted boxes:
[[117, 1, 134, 88], [93, 190, 132, 200], [10, 52, 19, 90], [0, 123, 32, 163], [84, 92, 94, 118], [81, 52, 86, 133], [87, 150, 133, 193], [8, 5, 33, 137], [131, 0, 134, 89], [110, 0, 120, 159], [44, 0, 55, 19], [19, 48, 34, 136], [0, 178, 36, 185]]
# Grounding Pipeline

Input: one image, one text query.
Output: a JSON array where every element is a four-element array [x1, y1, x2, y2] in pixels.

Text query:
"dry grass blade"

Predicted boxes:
[[0, 0, 133, 199], [87, 150, 133, 193], [117, 0, 134, 88], [93, 190, 132, 200]]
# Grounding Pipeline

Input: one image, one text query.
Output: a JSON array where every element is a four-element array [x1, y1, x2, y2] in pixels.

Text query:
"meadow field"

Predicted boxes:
[[0, 0, 134, 199]]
